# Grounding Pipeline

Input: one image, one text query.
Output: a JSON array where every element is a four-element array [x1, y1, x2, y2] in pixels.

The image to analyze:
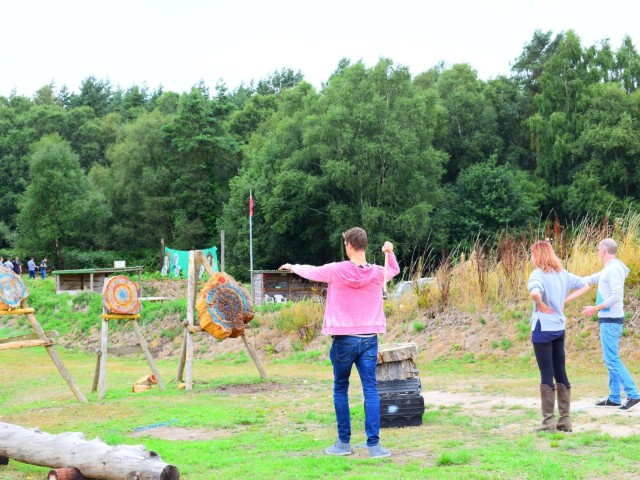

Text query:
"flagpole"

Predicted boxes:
[[249, 190, 254, 297]]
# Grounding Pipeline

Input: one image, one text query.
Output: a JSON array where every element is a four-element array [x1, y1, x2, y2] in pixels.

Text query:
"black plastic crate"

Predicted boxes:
[[377, 378, 422, 396], [380, 392, 425, 428]]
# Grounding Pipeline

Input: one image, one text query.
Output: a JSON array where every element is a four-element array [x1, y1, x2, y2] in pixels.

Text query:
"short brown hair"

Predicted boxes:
[[531, 240, 562, 273], [342, 227, 368, 251]]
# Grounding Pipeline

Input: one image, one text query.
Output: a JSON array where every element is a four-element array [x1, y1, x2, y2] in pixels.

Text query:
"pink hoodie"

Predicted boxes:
[[290, 253, 400, 335]]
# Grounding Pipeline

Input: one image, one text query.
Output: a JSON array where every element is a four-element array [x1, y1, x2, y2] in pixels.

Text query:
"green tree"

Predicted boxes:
[[433, 64, 501, 181], [163, 85, 240, 249], [91, 110, 174, 249], [16, 135, 110, 265], [448, 156, 544, 246]]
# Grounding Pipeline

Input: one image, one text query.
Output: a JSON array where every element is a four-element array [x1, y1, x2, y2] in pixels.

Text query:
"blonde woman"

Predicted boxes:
[[528, 241, 589, 431]]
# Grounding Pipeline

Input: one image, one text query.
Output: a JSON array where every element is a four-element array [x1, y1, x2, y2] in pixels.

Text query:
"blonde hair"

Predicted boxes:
[[531, 240, 562, 273]]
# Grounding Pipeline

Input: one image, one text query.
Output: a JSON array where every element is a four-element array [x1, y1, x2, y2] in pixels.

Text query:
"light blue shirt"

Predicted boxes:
[[527, 268, 585, 331]]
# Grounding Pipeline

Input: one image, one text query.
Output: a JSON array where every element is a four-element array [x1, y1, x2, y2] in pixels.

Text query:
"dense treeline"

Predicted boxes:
[[1, 30, 640, 278]]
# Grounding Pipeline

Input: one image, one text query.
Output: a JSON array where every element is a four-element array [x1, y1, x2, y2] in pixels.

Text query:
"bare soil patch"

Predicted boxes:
[[129, 426, 236, 441], [422, 390, 640, 437]]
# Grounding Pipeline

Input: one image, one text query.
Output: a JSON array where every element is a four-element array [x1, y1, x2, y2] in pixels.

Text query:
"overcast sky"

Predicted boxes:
[[2, 0, 639, 97]]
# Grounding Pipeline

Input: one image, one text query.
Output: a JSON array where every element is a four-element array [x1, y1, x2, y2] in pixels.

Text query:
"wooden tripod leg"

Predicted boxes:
[[241, 333, 268, 380], [132, 320, 165, 391], [91, 350, 101, 393], [98, 317, 108, 400], [177, 329, 187, 382], [23, 308, 87, 403]]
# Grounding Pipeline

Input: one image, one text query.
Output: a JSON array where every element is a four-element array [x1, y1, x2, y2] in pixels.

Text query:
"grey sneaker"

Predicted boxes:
[[368, 444, 391, 458], [325, 440, 352, 456]]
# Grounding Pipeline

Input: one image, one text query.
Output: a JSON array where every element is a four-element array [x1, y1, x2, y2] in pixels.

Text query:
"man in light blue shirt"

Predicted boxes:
[[582, 238, 640, 411]]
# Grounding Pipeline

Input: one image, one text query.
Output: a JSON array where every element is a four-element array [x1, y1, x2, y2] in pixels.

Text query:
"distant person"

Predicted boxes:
[[582, 238, 640, 411], [279, 227, 400, 458], [27, 257, 36, 279], [528, 240, 589, 432], [39, 257, 48, 279], [3, 258, 12, 270], [12, 257, 21, 275]]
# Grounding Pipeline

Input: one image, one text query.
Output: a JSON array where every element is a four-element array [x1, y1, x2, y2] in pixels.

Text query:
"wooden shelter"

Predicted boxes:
[[52, 266, 144, 295], [251, 270, 326, 306]]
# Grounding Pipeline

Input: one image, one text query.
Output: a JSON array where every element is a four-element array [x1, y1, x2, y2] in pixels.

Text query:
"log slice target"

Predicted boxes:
[[102, 275, 140, 315]]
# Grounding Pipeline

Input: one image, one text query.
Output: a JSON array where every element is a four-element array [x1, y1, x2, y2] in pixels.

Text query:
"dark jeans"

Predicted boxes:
[[533, 332, 569, 388], [29, 270, 35, 279], [330, 335, 380, 447]]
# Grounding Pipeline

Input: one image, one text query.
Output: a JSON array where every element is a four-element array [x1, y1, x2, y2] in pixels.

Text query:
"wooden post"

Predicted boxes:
[[98, 305, 109, 400], [160, 238, 165, 271], [21, 300, 87, 403], [185, 250, 197, 391], [89, 273, 94, 293], [132, 320, 165, 391], [220, 230, 225, 273]]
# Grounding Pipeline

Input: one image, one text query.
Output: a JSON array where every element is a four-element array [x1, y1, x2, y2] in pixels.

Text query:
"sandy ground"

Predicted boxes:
[[422, 390, 640, 436]]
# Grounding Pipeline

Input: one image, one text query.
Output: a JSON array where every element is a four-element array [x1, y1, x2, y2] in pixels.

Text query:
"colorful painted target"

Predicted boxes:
[[0, 266, 28, 310], [102, 275, 140, 314], [197, 272, 254, 340]]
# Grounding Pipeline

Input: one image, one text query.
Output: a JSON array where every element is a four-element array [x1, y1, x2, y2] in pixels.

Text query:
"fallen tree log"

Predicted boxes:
[[0, 422, 179, 480]]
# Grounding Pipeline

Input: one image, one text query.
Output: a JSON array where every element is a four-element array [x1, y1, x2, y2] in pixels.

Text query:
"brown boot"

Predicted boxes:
[[556, 383, 572, 432], [537, 384, 556, 431]]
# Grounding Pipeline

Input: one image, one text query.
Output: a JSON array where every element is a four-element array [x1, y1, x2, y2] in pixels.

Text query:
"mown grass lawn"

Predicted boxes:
[[1, 346, 640, 479]]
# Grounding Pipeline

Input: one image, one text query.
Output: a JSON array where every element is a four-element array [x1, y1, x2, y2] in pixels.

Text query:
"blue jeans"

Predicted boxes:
[[600, 323, 640, 403], [329, 335, 380, 447]]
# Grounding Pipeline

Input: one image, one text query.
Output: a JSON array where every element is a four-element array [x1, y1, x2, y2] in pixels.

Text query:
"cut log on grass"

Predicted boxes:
[[48, 467, 87, 480], [0, 422, 179, 480]]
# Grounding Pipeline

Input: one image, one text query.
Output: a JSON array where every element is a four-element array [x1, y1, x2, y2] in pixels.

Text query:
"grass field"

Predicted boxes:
[[2, 346, 640, 480]]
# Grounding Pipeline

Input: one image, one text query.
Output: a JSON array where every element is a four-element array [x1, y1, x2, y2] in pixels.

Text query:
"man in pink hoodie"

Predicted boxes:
[[279, 227, 400, 458]]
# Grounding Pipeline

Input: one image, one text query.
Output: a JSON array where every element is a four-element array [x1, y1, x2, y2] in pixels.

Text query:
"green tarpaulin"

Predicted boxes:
[[163, 246, 218, 278]]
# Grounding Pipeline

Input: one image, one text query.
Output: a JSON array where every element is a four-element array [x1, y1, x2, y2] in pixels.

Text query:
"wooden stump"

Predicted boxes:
[[0, 455, 8, 465], [376, 343, 420, 381], [48, 467, 87, 480]]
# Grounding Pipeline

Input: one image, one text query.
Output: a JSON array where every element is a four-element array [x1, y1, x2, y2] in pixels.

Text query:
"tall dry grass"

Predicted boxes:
[[424, 211, 640, 311]]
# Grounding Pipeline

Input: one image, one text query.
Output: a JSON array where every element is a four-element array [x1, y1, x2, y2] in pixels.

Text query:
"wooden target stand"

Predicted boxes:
[[177, 250, 268, 391], [0, 299, 87, 403], [94, 285, 166, 400]]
